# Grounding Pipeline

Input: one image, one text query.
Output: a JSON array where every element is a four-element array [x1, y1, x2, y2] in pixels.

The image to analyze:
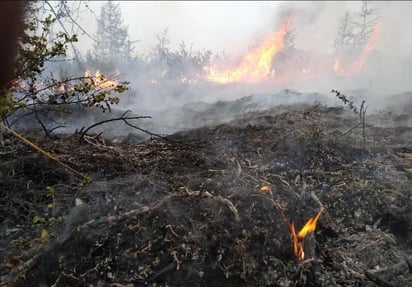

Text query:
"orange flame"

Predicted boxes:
[[350, 22, 381, 74], [289, 208, 322, 261], [84, 69, 118, 89], [204, 21, 290, 84], [260, 185, 272, 193]]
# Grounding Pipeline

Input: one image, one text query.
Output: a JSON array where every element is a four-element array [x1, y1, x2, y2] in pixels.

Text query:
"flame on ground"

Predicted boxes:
[[204, 21, 290, 84], [84, 69, 118, 89], [289, 208, 323, 261]]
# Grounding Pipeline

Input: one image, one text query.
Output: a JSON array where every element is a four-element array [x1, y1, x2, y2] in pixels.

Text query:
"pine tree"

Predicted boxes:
[[334, 12, 355, 54], [93, 1, 134, 66], [352, 0, 379, 49]]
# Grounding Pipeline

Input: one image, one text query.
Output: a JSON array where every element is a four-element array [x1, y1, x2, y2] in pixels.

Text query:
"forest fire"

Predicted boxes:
[[204, 21, 290, 84], [289, 208, 323, 261], [84, 69, 118, 89], [333, 21, 381, 76], [201, 17, 381, 85], [349, 21, 381, 74], [3, 1, 412, 286]]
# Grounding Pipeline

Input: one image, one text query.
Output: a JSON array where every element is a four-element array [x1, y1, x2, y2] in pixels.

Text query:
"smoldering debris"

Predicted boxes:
[[1, 102, 411, 286], [2, 2, 412, 286], [7, 86, 411, 145]]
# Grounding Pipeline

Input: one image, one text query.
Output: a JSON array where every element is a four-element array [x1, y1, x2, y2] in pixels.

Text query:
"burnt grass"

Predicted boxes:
[[1, 103, 412, 286]]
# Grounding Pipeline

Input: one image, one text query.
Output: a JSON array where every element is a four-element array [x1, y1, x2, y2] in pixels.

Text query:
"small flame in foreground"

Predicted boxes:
[[84, 69, 118, 89], [289, 208, 323, 261], [204, 21, 290, 84]]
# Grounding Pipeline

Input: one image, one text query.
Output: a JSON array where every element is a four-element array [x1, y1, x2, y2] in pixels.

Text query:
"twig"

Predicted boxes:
[[310, 191, 324, 211], [360, 100, 367, 145], [215, 195, 240, 222], [340, 122, 361, 138], [44, 0, 84, 69], [123, 118, 174, 143], [332, 89, 367, 143], [62, 3, 99, 44], [78, 110, 151, 142]]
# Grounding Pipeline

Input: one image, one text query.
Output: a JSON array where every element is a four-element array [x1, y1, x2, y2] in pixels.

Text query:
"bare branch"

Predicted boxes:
[[78, 112, 152, 142]]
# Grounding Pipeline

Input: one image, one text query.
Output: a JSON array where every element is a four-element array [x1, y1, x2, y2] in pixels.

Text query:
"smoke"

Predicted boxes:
[[14, 2, 411, 140], [270, 1, 412, 94]]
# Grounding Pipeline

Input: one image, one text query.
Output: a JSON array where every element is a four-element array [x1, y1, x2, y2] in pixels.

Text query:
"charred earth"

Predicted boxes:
[[1, 91, 412, 287]]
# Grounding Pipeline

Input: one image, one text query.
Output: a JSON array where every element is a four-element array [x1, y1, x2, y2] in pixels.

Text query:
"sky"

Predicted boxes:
[[79, 1, 285, 56], [72, 1, 412, 61]]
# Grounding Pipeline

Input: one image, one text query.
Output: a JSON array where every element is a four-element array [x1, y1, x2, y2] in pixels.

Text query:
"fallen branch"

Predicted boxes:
[[0, 122, 91, 182]]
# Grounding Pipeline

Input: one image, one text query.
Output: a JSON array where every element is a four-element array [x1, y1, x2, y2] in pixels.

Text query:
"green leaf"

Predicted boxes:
[[46, 186, 55, 198], [32, 215, 46, 225], [40, 229, 50, 243]]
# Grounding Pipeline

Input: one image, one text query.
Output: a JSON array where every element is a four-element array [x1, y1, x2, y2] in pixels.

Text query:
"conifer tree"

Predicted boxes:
[[93, 1, 134, 65]]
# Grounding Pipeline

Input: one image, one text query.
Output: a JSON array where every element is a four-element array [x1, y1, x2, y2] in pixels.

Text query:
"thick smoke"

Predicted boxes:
[[14, 2, 411, 139], [272, 1, 412, 94], [111, 2, 410, 134]]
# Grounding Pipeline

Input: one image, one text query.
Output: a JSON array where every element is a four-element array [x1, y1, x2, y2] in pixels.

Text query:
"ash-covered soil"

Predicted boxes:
[[1, 94, 412, 287]]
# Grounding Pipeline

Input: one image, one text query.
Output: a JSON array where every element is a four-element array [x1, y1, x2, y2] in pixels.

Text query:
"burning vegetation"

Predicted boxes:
[[1, 1, 412, 287], [204, 21, 290, 84], [289, 207, 323, 262]]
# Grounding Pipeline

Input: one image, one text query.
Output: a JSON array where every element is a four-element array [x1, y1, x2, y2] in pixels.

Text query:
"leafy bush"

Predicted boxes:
[[0, 2, 129, 135]]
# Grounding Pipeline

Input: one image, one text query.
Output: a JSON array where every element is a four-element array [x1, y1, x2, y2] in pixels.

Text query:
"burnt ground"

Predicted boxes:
[[1, 101, 412, 287]]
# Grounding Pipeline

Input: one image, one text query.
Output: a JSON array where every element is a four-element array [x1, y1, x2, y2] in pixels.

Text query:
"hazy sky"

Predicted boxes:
[[80, 1, 285, 56], [74, 1, 412, 59]]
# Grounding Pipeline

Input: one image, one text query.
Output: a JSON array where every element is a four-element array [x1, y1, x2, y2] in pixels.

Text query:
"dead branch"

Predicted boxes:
[[78, 110, 151, 142], [215, 195, 241, 222], [44, 0, 83, 69], [123, 118, 179, 143], [0, 122, 91, 182], [78, 110, 197, 147], [310, 191, 324, 211], [82, 134, 112, 151]]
